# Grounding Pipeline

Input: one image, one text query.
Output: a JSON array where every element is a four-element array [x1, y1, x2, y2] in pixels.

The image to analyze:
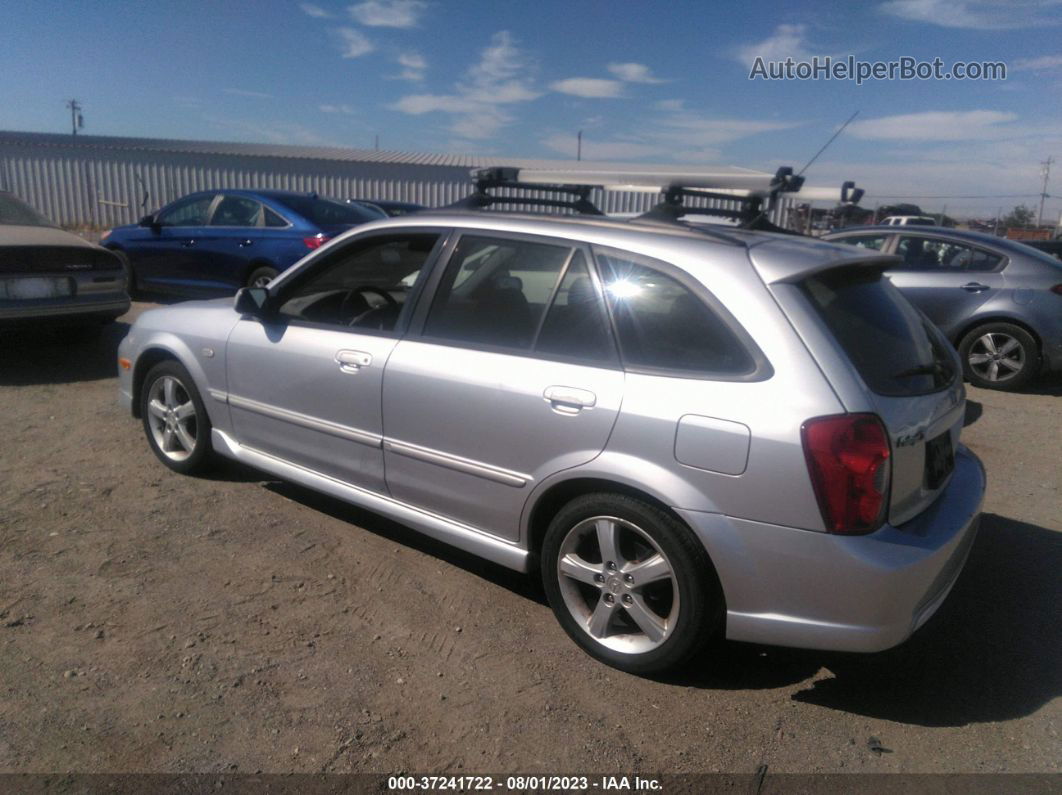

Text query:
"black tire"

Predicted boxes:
[[246, 265, 279, 289], [958, 322, 1039, 391], [541, 493, 724, 675], [140, 360, 214, 474]]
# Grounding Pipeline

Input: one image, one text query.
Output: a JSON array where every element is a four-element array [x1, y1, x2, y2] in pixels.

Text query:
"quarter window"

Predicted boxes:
[[276, 234, 440, 332], [594, 247, 755, 375], [423, 236, 572, 350], [896, 237, 1003, 272], [158, 195, 214, 227]]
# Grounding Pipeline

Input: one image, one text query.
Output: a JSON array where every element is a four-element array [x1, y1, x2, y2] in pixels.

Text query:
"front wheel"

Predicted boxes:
[[140, 360, 213, 474], [246, 266, 278, 289], [541, 493, 724, 675], [958, 322, 1039, 391]]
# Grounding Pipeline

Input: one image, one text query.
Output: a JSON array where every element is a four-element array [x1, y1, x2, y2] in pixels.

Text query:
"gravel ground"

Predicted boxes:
[[0, 303, 1059, 775]]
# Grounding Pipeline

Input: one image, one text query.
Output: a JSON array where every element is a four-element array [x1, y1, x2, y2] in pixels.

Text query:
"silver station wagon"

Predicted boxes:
[[118, 180, 985, 674]]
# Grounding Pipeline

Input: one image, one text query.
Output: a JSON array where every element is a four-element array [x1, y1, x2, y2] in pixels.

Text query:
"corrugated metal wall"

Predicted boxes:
[[0, 134, 789, 229]]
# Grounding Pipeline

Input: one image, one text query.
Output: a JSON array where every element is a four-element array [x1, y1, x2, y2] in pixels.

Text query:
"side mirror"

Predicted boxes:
[[138, 214, 159, 229], [234, 287, 272, 318]]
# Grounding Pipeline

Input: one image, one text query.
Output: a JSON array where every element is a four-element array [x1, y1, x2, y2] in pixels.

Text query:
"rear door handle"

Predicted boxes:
[[239, 239, 254, 247], [335, 349, 372, 373], [962, 282, 989, 292], [181, 239, 196, 248], [543, 385, 596, 414]]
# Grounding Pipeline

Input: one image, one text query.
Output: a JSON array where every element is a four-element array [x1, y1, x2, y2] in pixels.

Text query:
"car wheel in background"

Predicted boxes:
[[246, 266, 279, 288], [140, 360, 214, 474], [958, 322, 1039, 391], [541, 493, 724, 674]]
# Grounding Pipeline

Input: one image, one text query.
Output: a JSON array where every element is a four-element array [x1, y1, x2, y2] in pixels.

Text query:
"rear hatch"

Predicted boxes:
[[798, 265, 965, 525], [750, 238, 965, 528]]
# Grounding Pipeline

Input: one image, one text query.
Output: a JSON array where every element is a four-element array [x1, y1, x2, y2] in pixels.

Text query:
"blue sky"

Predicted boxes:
[[2, 0, 1061, 217]]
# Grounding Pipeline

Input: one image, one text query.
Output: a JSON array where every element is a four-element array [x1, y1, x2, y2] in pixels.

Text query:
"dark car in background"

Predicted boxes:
[[349, 199, 426, 217], [1022, 239, 1062, 262], [102, 190, 380, 295], [1, 191, 129, 334], [824, 225, 1062, 390]]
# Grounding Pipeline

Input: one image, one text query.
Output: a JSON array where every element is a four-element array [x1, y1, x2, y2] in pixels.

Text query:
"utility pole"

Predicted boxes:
[[576, 130, 582, 161], [374, 134, 379, 151], [1037, 156, 1054, 228], [66, 99, 83, 135]]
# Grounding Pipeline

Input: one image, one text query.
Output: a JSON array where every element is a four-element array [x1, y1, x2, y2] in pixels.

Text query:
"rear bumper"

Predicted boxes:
[[678, 444, 985, 653], [0, 296, 130, 326]]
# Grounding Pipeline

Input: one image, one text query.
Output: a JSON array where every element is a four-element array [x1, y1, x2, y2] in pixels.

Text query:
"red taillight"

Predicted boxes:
[[802, 413, 891, 535], [303, 235, 330, 250], [1051, 284, 1062, 296]]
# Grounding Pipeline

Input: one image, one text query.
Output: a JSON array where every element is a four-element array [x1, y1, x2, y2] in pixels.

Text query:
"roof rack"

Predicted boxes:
[[446, 165, 865, 235]]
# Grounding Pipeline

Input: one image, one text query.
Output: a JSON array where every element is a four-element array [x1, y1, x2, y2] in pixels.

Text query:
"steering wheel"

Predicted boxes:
[[340, 285, 398, 326]]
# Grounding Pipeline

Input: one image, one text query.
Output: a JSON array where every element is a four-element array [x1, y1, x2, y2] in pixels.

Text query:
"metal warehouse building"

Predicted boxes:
[[0, 129, 780, 229]]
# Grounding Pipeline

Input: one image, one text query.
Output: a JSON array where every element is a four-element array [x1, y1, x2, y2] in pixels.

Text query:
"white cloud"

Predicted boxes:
[[223, 88, 273, 99], [319, 104, 355, 114], [847, 110, 1020, 141], [203, 115, 338, 146], [300, 3, 331, 18], [390, 31, 540, 140], [734, 24, 815, 67], [337, 27, 374, 58], [392, 51, 427, 81], [348, 0, 425, 28], [607, 62, 665, 83], [550, 77, 625, 98], [880, 0, 1062, 30], [1013, 54, 1062, 71], [541, 111, 799, 163]]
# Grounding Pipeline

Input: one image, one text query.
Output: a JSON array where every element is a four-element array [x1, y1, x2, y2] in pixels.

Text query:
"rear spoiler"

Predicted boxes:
[[748, 240, 900, 284]]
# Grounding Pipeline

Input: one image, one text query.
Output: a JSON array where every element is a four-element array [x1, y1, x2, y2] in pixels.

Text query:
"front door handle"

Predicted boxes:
[[962, 282, 989, 292], [543, 385, 596, 414], [239, 239, 254, 247], [181, 239, 196, 248], [335, 349, 372, 373]]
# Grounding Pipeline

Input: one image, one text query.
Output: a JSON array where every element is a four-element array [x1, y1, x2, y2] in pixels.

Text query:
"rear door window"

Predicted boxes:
[[802, 266, 957, 396], [834, 234, 889, 251], [896, 236, 1003, 272], [593, 247, 756, 376], [210, 196, 263, 227], [534, 251, 616, 364]]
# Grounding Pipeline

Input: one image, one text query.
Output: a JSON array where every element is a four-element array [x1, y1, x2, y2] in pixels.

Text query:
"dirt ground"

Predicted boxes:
[[0, 302, 1059, 776]]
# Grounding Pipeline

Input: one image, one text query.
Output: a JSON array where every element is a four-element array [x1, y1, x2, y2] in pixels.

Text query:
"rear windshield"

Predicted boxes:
[[802, 266, 956, 396], [271, 196, 378, 227], [0, 193, 55, 227]]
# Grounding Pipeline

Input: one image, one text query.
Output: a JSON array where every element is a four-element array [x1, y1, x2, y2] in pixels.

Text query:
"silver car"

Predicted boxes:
[[117, 213, 985, 674], [824, 226, 1062, 391]]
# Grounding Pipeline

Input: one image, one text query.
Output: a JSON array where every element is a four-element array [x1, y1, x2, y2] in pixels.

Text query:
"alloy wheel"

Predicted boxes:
[[967, 332, 1024, 383], [556, 515, 679, 654], [146, 375, 198, 462]]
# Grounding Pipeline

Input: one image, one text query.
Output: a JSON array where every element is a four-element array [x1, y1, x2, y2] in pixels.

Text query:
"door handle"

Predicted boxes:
[[962, 282, 989, 292], [543, 385, 596, 414], [181, 239, 196, 248], [239, 239, 254, 247], [335, 349, 372, 373]]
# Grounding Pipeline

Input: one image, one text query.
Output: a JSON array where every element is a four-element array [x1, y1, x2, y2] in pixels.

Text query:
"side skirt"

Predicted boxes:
[[210, 428, 530, 573]]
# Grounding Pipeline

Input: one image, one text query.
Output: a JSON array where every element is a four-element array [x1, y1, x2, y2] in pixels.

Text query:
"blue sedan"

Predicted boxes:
[[101, 190, 380, 294]]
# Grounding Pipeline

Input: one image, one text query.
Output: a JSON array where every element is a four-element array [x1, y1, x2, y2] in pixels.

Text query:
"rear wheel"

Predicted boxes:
[[958, 322, 1038, 391], [140, 360, 213, 474], [246, 266, 278, 289], [541, 493, 723, 674]]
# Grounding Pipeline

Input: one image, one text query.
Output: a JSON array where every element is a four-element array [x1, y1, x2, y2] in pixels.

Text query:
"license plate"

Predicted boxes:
[[924, 431, 955, 490], [0, 277, 72, 300]]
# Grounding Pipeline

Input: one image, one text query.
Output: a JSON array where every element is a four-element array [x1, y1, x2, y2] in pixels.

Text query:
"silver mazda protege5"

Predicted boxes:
[[118, 209, 985, 674]]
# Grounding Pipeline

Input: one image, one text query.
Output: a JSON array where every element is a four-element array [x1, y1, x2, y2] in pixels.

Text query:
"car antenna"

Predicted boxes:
[[741, 109, 861, 232]]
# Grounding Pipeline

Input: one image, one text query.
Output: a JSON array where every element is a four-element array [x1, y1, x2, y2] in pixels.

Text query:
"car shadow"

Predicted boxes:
[[262, 479, 546, 605], [963, 399, 983, 427], [675, 512, 1061, 727], [216, 466, 1060, 726], [1023, 373, 1062, 397], [0, 320, 132, 386]]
